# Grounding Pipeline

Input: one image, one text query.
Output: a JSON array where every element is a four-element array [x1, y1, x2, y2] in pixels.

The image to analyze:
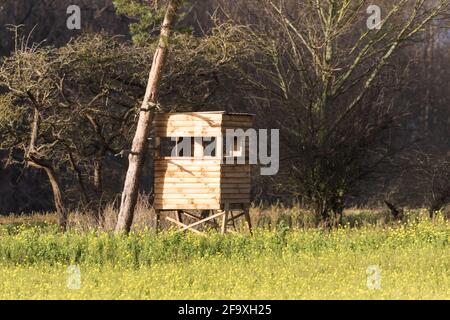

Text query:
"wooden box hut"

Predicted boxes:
[[153, 111, 254, 233]]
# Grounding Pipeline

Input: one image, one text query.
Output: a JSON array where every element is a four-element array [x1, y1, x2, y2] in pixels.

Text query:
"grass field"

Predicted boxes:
[[0, 210, 449, 299]]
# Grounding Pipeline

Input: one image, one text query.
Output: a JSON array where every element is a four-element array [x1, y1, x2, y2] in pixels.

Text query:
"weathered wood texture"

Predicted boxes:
[[153, 112, 254, 210]]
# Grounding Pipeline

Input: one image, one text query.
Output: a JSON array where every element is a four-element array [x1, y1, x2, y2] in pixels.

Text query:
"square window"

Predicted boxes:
[[223, 136, 243, 157], [202, 137, 217, 157], [160, 137, 177, 157], [159, 137, 194, 157]]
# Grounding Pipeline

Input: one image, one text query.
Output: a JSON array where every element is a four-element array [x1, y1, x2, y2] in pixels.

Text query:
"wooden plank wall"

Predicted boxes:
[[220, 114, 254, 206], [220, 164, 251, 204], [154, 158, 222, 209], [154, 113, 223, 137]]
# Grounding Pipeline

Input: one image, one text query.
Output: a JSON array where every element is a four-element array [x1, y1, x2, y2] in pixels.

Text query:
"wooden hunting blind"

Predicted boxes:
[[153, 111, 254, 234]]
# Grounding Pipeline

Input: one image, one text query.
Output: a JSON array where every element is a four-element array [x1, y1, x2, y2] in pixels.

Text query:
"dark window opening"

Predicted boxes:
[[160, 137, 177, 157], [223, 136, 243, 157], [160, 137, 194, 157], [202, 137, 217, 157]]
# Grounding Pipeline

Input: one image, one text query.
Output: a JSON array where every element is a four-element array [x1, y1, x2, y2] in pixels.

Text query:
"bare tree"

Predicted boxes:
[[0, 19, 250, 220], [0, 39, 69, 228], [0, 32, 145, 227], [225, 0, 449, 225]]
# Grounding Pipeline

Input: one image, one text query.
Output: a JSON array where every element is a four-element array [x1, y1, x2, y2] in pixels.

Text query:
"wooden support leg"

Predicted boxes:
[[244, 208, 253, 235], [176, 210, 183, 223], [229, 211, 236, 230], [221, 210, 229, 235], [155, 210, 161, 233], [221, 202, 230, 235]]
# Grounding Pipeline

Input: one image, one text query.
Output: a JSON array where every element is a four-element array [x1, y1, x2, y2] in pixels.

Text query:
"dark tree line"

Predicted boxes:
[[0, 0, 449, 227]]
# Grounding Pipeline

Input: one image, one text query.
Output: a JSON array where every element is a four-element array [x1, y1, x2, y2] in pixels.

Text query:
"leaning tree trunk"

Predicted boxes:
[[27, 108, 68, 230], [28, 158, 68, 230], [115, 0, 180, 234]]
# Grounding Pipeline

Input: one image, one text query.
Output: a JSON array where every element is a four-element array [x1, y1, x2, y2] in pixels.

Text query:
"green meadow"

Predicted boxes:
[[0, 211, 448, 299]]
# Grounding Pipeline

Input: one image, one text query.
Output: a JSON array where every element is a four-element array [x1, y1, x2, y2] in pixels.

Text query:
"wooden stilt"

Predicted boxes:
[[221, 211, 229, 234], [176, 210, 183, 223], [155, 210, 161, 233], [221, 202, 230, 235], [244, 207, 252, 235], [229, 211, 236, 230]]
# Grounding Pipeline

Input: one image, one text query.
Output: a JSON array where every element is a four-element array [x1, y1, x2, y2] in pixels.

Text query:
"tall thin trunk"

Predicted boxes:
[[115, 0, 180, 234], [93, 158, 104, 223], [44, 165, 68, 229]]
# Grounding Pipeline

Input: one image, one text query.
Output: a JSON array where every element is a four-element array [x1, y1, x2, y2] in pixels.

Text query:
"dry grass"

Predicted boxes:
[[0, 212, 57, 225], [1, 194, 447, 232]]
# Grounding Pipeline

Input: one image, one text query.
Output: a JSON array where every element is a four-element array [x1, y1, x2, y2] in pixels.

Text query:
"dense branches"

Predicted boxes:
[[0, 1, 449, 225], [221, 0, 450, 224], [0, 24, 252, 221]]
